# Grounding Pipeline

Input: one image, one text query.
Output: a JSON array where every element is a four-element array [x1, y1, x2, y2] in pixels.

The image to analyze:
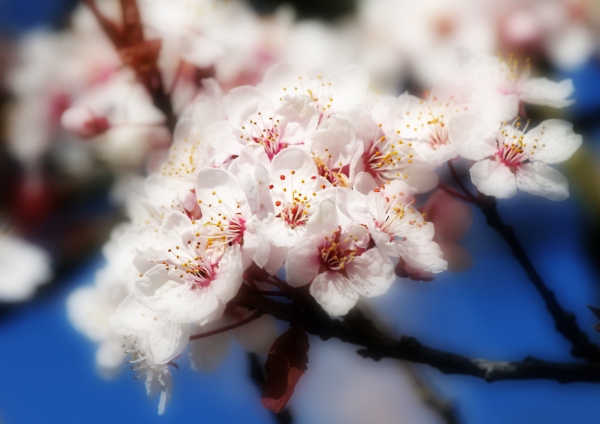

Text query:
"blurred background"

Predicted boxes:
[[1, 0, 600, 423]]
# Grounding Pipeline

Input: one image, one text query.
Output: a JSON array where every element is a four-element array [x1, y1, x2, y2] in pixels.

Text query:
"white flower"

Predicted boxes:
[[285, 198, 394, 316], [110, 294, 190, 415], [451, 116, 582, 200], [67, 227, 138, 377], [364, 180, 447, 274], [351, 99, 439, 193], [259, 63, 369, 124], [195, 167, 270, 269], [0, 234, 51, 302], [135, 211, 244, 325], [258, 148, 331, 248], [454, 49, 575, 121]]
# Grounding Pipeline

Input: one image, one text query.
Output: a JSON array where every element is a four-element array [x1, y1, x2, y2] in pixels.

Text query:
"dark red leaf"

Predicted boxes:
[[261, 325, 309, 413]]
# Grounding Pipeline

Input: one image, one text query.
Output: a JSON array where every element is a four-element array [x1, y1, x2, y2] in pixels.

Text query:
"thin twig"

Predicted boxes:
[[447, 161, 479, 203], [189, 311, 262, 341], [447, 161, 600, 363], [437, 183, 475, 204], [478, 196, 600, 362]]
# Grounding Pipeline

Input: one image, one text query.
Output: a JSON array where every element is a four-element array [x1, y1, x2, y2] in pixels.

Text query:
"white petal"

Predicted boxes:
[[525, 120, 582, 164], [196, 168, 251, 217], [148, 321, 190, 364], [305, 198, 339, 236], [520, 78, 574, 108], [210, 245, 244, 303], [450, 114, 498, 161], [189, 321, 232, 372], [346, 249, 395, 298], [225, 85, 265, 124], [310, 271, 359, 317], [285, 238, 321, 287], [516, 162, 569, 201], [469, 159, 517, 199]]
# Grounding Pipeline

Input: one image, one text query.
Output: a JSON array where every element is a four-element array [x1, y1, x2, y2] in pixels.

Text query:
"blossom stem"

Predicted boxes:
[[189, 311, 263, 341], [437, 183, 475, 204], [477, 196, 600, 362], [447, 161, 479, 203]]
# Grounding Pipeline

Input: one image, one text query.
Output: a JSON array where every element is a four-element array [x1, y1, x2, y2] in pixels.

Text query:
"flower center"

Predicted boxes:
[[320, 228, 359, 271]]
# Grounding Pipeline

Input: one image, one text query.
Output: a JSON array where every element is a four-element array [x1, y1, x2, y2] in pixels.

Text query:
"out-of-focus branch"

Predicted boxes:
[[402, 365, 460, 424], [447, 162, 600, 363], [477, 195, 600, 363], [235, 288, 600, 384], [84, 0, 177, 133]]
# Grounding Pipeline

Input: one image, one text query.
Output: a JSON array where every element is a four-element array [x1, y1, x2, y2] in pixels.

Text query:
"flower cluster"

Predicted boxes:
[[68, 49, 581, 413]]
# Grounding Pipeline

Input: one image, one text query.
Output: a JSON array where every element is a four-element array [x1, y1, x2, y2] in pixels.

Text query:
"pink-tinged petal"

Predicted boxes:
[[516, 162, 569, 201], [263, 244, 288, 275], [203, 120, 242, 157], [225, 85, 265, 124], [136, 268, 224, 324], [158, 211, 196, 264], [520, 78, 574, 108], [439, 241, 473, 272], [525, 120, 582, 164], [469, 159, 517, 199], [330, 64, 370, 110], [346, 248, 395, 298], [310, 271, 359, 316], [285, 238, 321, 287], [234, 314, 278, 354], [422, 189, 472, 241], [148, 321, 190, 365], [210, 245, 244, 302], [189, 321, 232, 372], [305, 198, 339, 236], [259, 62, 297, 100], [382, 180, 414, 204], [196, 168, 251, 216], [450, 114, 498, 161], [404, 159, 439, 194], [270, 147, 319, 179], [353, 172, 378, 195]]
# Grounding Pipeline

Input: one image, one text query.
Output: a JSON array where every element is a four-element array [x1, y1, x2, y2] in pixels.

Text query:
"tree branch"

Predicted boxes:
[[235, 289, 600, 384], [85, 0, 177, 133], [477, 195, 600, 363]]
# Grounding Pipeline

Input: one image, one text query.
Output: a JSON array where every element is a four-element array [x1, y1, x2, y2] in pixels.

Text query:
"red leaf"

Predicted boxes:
[[261, 325, 309, 413]]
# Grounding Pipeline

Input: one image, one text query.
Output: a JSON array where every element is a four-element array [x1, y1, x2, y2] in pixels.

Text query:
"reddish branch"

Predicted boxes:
[[84, 0, 177, 132]]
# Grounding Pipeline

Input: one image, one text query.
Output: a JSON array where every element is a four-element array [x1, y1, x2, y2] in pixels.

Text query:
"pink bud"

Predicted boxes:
[[61, 106, 110, 139]]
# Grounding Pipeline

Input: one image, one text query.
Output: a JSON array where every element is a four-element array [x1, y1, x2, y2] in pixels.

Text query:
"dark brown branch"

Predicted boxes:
[[477, 195, 600, 363], [235, 289, 600, 384], [446, 162, 600, 363]]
